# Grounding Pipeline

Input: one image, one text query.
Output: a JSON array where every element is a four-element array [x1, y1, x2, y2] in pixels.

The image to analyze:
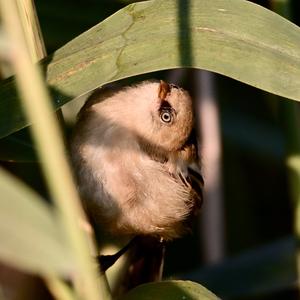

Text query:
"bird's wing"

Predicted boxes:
[[187, 164, 204, 210], [177, 128, 204, 211], [112, 236, 165, 297]]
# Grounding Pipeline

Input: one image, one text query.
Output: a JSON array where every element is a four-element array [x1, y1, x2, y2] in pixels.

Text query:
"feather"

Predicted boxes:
[[70, 80, 203, 295]]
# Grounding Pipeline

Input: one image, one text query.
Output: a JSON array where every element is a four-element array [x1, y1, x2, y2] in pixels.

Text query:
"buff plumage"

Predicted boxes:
[[71, 80, 203, 241]]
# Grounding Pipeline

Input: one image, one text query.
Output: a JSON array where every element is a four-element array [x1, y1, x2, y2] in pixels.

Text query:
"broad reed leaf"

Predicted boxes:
[[1, 0, 300, 137], [121, 280, 219, 300], [0, 167, 73, 275]]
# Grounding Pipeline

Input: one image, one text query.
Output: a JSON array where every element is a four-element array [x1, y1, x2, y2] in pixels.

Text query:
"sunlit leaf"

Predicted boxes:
[[0, 167, 74, 275], [1, 0, 300, 138], [121, 280, 219, 300]]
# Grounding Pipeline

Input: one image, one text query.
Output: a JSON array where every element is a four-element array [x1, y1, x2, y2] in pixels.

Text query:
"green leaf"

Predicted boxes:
[[1, 0, 300, 138], [121, 280, 219, 300], [0, 167, 73, 275]]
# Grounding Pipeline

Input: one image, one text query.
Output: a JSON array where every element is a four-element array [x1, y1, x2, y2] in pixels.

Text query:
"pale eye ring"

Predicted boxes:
[[160, 111, 172, 123]]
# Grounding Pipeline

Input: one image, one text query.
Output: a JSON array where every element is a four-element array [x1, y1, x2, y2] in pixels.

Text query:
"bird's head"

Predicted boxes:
[[120, 80, 194, 153]]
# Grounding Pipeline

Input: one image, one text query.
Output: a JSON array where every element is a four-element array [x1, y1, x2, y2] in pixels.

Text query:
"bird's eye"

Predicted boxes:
[[160, 110, 172, 123]]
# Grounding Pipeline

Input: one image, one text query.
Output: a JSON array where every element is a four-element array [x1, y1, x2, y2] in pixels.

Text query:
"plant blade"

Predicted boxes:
[[0, 167, 73, 275], [121, 280, 219, 300], [1, 0, 300, 137]]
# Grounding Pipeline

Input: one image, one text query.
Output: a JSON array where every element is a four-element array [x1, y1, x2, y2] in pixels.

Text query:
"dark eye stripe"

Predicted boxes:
[[170, 84, 179, 89], [160, 100, 172, 110]]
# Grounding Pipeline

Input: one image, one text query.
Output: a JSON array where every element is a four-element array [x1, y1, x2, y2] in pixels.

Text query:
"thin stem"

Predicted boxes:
[[45, 275, 78, 300], [0, 285, 4, 300], [0, 1, 111, 299], [270, 0, 300, 295], [195, 70, 225, 264], [15, 0, 46, 61], [16, 0, 65, 125], [282, 103, 300, 290]]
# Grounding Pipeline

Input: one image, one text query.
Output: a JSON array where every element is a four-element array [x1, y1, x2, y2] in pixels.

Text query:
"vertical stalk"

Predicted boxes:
[[0, 1, 111, 300], [45, 275, 78, 300], [271, 0, 300, 294], [7, 7, 74, 298], [0, 286, 4, 300], [15, 0, 65, 124], [281, 102, 300, 290], [15, 0, 46, 61], [194, 70, 225, 264]]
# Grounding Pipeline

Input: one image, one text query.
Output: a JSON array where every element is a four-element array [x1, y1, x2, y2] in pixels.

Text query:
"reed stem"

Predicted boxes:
[[0, 1, 111, 299]]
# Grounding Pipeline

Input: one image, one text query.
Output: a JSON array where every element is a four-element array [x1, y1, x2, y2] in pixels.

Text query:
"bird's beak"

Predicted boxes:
[[158, 80, 170, 101]]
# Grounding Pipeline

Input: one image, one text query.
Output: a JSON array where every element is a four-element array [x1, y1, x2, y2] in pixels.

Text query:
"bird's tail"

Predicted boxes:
[[111, 236, 165, 297]]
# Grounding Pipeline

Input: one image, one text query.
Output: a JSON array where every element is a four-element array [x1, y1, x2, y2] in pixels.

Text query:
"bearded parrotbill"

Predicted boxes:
[[70, 80, 203, 288]]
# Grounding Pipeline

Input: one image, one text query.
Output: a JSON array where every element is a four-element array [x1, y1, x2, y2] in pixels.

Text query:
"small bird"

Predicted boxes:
[[70, 80, 203, 290]]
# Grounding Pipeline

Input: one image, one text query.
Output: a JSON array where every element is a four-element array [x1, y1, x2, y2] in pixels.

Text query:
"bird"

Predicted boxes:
[[70, 80, 203, 292]]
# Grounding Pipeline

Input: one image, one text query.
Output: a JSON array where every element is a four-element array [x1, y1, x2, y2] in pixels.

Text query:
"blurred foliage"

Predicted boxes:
[[181, 236, 297, 299], [0, 167, 73, 275], [121, 280, 219, 300]]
